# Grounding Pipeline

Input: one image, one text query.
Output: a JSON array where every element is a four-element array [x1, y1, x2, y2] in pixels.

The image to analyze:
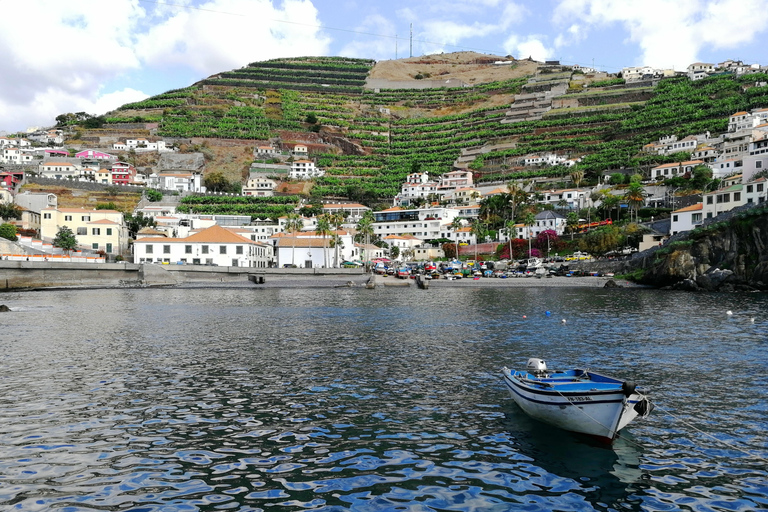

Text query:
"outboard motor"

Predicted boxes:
[[526, 358, 548, 377]]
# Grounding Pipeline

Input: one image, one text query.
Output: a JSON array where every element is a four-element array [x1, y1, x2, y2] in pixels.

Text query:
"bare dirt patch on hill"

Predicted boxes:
[[370, 51, 539, 85]]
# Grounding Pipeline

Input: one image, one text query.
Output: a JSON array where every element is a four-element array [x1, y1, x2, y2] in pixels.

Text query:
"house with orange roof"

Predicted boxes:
[[40, 207, 128, 257], [38, 160, 82, 180], [133, 224, 273, 267], [650, 160, 705, 180], [670, 203, 703, 235], [373, 205, 462, 243]]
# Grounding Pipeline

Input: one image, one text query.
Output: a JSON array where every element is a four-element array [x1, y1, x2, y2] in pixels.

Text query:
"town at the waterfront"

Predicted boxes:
[[1, 57, 767, 289]]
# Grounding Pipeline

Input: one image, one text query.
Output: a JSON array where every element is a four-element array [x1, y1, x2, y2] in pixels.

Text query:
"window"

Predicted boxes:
[[92, 243, 98, 249], [758, 184, 764, 192], [106, 243, 112, 253], [706, 196, 713, 204], [92, 228, 100, 235], [757, 161, 763, 169], [220, 246, 227, 254], [77, 227, 87, 235], [163, 245, 170, 254], [43, 213, 51, 219], [65, 215, 72, 221], [734, 192, 741, 202], [185, 245, 192, 254], [82, 216, 90, 221], [692, 213, 702, 222], [202, 245, 209, 254], [146, 245, 153, 254], [707, 212, 713, 219], [236, 246, 243, 255], [747, 185, 754, 193], [672, 215, 678, 222], [106, 228, 112, 236], [192, 258, 200, 265]]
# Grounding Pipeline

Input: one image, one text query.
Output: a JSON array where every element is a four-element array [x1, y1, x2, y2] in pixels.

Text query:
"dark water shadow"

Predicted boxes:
[[501, 407, 649, 509]]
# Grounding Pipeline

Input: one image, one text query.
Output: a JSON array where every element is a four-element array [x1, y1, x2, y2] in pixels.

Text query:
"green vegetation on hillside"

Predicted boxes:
[[100, 55, 768, 202]]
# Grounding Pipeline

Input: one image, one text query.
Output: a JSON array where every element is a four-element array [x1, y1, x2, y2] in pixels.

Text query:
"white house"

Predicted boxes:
[[289, 160, 324, 179], [373, 206, 460, 242], [532, 210, 567, 237], [670, 203, 703, 235], [242, 176, 277, 197], [273, 229, 356, 267], [133, 224, 273, 267], [702, 183, 744, 220], [744, 177, 767, 206], [38, 161, 82, 180]]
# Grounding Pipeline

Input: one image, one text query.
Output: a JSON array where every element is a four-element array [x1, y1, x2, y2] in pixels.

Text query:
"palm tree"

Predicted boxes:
[[471, 220, 486, 263], [330, 213, 345, 267], [522, 211, 536, 258], [565, 211, 579, 240], [624, 182, 647, 223], [284, 213, 304, 267], [570, 170, 584, 189], [316, 214, 331, 268], [505, 219, 517, 259], [450, 217, 463, 261], [356, 211, 375, 267]]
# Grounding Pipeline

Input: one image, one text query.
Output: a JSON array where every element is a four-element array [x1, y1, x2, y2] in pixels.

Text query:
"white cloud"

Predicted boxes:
[[134, 0, 332, 74], [552, 0, 768, 68], [503, 35, 553, 61], [0, 0, 332, 132]]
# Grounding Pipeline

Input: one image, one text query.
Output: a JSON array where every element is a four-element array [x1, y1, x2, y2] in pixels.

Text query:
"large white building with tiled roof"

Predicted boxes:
[[133, 224, 272, 267]]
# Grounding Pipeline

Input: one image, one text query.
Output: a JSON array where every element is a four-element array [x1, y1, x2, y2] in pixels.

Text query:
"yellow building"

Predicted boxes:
[[40, 207, 128, 257]]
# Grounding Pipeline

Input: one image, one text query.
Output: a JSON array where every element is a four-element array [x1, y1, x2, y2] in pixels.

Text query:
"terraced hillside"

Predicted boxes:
[[100, 53, 768, 200]]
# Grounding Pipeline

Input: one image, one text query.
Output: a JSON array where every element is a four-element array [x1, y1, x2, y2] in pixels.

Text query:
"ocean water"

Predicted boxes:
[[0, 286, 766, 511]]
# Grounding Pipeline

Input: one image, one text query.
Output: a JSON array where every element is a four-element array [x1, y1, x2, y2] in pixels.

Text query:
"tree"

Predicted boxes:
[[356, 211, 375, 264], [390, 245, 400, 260], [470, 219, 487, 262], [146, 189, 163, 202], [579, 225, 624, 258], [204, 172, 231, 193], [570, 170, 585, 188], [521, 211, 536, 258], [125, 212, 156, 239], [0, 203, 22, 221], [329, 213, 345, 267], [0, 223, 17, 241], [316, 214, 331, 268], [565, 211, 579, 240], [284, 213, 304, 267], [624, 182, 647, 222], [53, 226, 78, 252], [450, 217, 464, 260], [305, 113, 318, 124]]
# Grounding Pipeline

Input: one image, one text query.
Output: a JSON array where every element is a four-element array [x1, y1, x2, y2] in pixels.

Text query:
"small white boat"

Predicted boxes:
[[502, 358, 652, 443]]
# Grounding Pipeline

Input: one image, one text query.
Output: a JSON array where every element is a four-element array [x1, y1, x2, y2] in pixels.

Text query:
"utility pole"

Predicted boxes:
[[410, 23, 413, 58], [395, 34, 398, 60]]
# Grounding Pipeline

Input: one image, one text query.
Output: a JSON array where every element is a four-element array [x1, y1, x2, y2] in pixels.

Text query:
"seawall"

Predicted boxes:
[[0, 261, 366, 291]]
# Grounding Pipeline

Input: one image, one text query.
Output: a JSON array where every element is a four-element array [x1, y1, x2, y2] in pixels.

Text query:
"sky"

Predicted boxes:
[[2, 0, 767, 134]]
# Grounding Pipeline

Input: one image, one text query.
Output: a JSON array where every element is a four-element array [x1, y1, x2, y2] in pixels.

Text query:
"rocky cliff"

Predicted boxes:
[[639, 205, 768, 291]]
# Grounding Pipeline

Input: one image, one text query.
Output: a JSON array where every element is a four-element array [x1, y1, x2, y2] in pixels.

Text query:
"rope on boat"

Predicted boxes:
[[652, 403, 768, 462]]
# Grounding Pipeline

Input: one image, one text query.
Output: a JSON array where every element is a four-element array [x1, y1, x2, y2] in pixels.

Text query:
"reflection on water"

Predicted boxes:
[[0, 286, 766, 511]]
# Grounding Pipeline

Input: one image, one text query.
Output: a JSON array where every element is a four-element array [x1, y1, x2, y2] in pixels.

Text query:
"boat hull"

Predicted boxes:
[[502, 367, 647, 442]]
